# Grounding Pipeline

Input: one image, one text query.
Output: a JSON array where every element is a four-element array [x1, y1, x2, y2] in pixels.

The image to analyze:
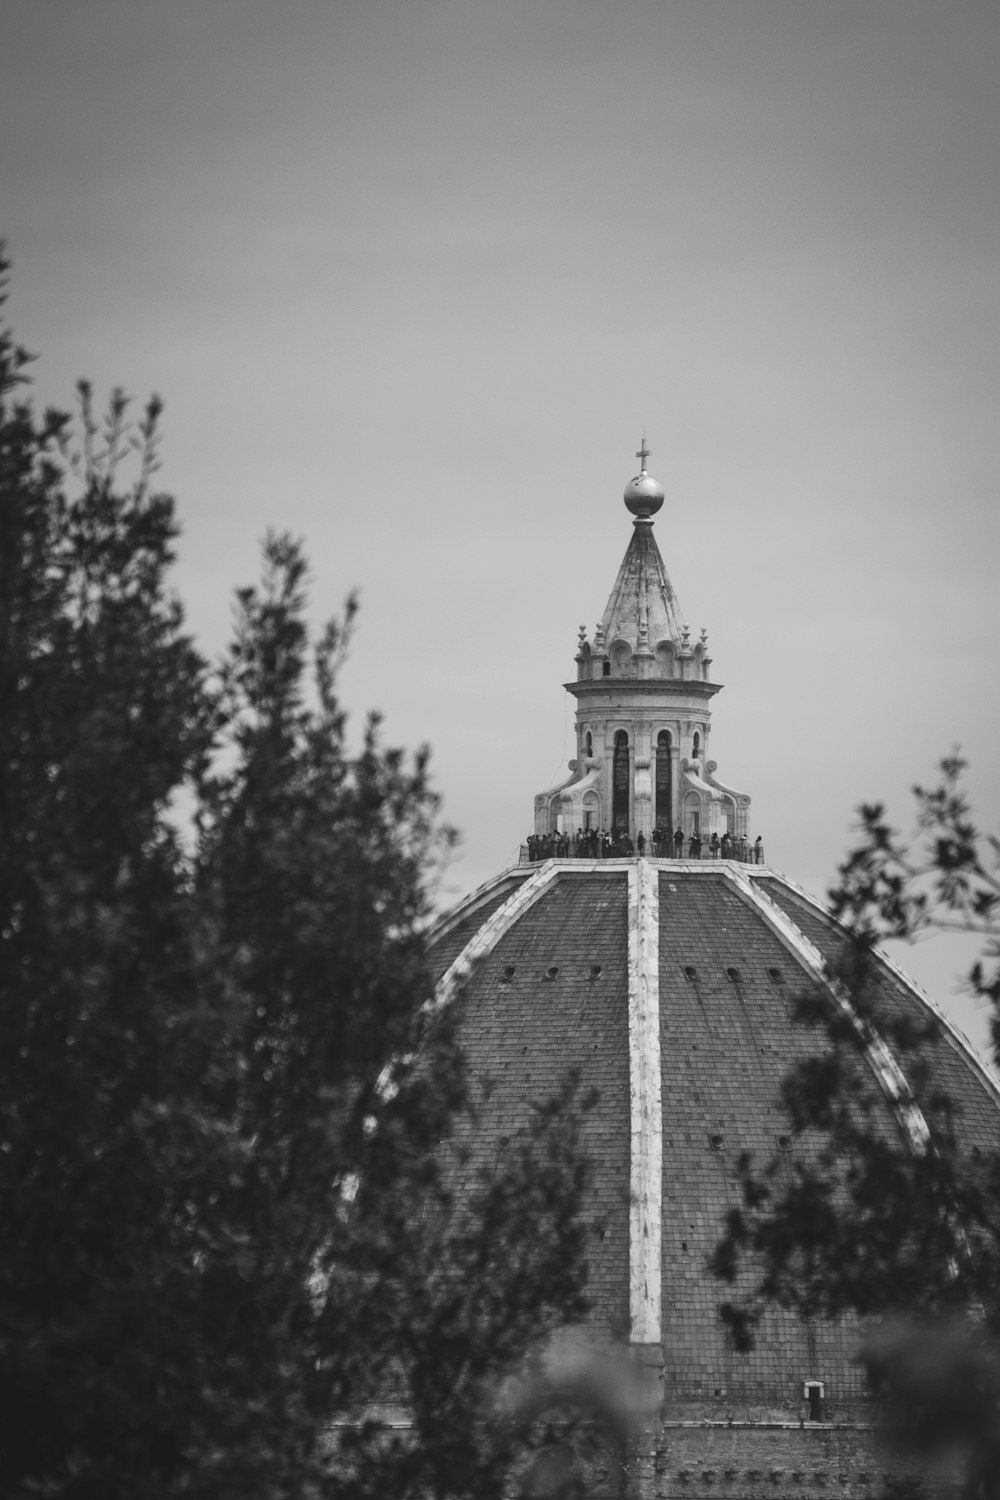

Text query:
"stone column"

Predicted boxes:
[[671, 742, 682, 833], [633, 722, 652, 842]]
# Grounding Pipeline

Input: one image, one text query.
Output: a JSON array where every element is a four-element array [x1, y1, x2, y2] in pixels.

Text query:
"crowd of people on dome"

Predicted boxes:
[[525, 829, 764, 863]]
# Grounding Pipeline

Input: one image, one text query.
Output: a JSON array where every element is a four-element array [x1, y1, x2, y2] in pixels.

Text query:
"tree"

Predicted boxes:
[[710, 757, 1000, 1497], [0, 257, 593, 1500]]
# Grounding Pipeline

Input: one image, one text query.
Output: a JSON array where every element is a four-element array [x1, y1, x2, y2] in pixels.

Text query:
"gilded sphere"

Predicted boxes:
[[623, 470, 665, 517]]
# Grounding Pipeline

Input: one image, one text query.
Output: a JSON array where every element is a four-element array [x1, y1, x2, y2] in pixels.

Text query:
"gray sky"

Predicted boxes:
[[4, 0, 999, 1060]]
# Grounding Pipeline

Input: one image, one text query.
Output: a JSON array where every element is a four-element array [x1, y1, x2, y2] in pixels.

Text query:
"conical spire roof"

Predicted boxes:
[[596, 518, 687, 655], [590, 441, 688, 657]]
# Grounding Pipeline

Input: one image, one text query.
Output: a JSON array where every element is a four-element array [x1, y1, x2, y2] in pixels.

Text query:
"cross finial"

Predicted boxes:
[[636, 433, 650, 471]]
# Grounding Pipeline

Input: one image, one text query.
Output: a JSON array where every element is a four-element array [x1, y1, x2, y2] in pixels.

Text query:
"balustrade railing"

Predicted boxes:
[[524, 832, 764, 864]]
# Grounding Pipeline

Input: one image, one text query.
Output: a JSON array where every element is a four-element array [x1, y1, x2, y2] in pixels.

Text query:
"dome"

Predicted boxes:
[[624, 470, 665, 518], [422, 440, 1000, 1496], [428, 856, 1000, 1491]]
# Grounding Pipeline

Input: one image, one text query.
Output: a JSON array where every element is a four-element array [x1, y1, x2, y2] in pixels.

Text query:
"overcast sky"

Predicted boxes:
[[4, 0, 999, 1061]]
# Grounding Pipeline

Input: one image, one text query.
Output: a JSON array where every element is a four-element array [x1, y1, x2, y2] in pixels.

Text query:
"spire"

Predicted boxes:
[[594, 441, 684, 654], [597, 516, 686, 657]]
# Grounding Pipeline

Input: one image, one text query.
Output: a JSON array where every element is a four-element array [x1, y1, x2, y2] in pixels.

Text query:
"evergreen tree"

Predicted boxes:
[[711, 758, 1000, 1497], [0, 257, 591, 1500]]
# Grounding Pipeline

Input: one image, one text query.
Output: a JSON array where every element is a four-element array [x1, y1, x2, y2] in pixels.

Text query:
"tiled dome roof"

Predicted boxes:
[[428, 858, 1000, 1432]]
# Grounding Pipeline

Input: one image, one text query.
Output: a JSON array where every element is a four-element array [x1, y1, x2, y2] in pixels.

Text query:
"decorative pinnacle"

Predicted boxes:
[[636, 433, 650, 472]]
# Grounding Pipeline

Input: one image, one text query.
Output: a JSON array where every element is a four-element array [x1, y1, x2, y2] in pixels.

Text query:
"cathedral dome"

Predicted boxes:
[[425, 443, 1000, 1496], [428, 859, 1000, 1474]]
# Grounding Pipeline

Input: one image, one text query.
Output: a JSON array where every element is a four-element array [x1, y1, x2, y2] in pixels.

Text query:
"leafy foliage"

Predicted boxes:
[[710, 758, 1000, 1495], [0, 256, 592, 1500]]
